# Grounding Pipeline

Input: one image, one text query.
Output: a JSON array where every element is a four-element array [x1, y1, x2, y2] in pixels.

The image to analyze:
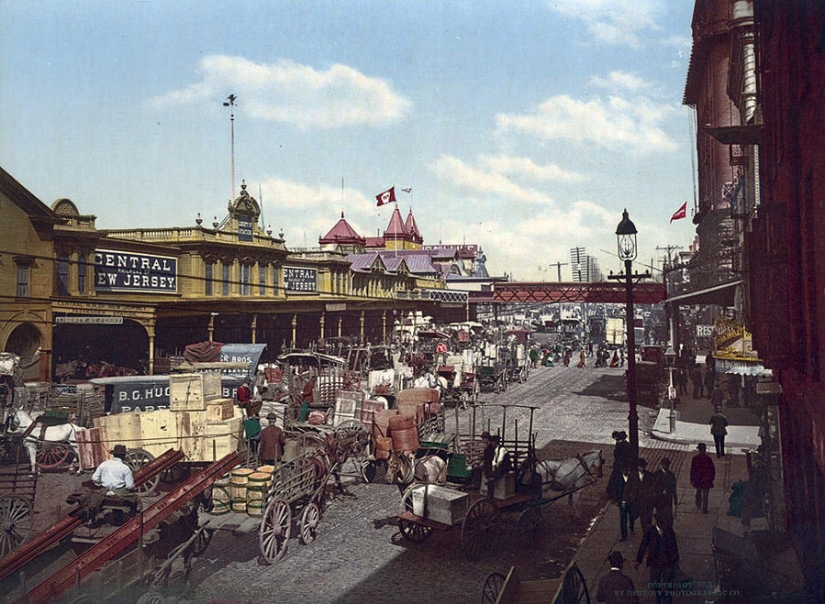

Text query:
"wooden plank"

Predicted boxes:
[[176, 410, 207, 461], [137, 409, 178, 457]]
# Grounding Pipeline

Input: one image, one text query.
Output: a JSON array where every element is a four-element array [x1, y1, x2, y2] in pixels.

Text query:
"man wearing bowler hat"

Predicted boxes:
[[690, 443, 715, 514], [259, 411, 285, 464], [92, 443, 138, 510]]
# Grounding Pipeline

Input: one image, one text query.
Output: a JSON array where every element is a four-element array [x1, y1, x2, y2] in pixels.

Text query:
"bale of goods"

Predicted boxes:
[[389, 413, 419, 452], [230, 467, 256, 513], [308, 410, 328, 425], [372, 409, 395, 438], [210, 475, 231, 515], [246, 472, 270, 517], [374, 436, 393, 460], [360, 399, 387, 427]]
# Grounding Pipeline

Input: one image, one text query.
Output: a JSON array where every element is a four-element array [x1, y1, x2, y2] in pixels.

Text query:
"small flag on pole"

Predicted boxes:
[[401, 187, 412, 193], [670, 201, 688, 223], [376, 186, 397, 206]]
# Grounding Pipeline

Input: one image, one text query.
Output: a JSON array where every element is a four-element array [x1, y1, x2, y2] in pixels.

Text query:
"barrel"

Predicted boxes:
[[374, 436, 393, 460], [230, 468, 255, 513], [211, 475, 231, 515], [246, 472, 270, 517]]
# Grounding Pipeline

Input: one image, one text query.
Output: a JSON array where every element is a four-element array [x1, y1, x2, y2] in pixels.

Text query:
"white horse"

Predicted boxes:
[[520, 449, 604, 519], [385, 450, 447, 492], [9, 407, 84, 474]]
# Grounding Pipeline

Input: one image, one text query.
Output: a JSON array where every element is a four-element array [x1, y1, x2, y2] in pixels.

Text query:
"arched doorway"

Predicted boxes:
[[5, 323, 44, 381], [53, 319, 149, 378]]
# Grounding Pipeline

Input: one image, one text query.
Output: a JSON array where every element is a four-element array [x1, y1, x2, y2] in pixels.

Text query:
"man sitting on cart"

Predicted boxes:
[[93, 444, 138, 511]]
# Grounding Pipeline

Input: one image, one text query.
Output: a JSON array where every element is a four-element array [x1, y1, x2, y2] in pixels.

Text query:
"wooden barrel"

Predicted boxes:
[[230, 468, 255, 513], [246, 472, 270, 517], [374, 436, 393, 460], [257, 464, 275, 487], [211, 475, 231, 515]]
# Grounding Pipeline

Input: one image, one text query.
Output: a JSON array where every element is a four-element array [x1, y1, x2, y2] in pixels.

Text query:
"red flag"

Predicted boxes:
[[375, 186, 396, 206], [670, 201, 687, 223]]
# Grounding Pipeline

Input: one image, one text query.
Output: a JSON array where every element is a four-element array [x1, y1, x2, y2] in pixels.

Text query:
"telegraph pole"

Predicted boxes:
[[549, 261, 568, 281], [223, 94, 237, 199]]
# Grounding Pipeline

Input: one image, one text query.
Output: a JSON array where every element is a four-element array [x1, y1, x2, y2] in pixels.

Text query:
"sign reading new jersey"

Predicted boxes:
[[238, 218, 253, 242], [95, 250, 178, 293], [284, 266, 318, 292]]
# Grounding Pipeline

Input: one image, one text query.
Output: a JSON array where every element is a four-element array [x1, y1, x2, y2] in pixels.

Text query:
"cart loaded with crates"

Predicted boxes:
[[478, 343, 511, 394]]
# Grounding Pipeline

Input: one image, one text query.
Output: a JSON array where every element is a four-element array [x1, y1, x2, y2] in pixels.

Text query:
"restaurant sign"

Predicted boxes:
[[95, 250, 178, 293], [284, 266, 317, 292]]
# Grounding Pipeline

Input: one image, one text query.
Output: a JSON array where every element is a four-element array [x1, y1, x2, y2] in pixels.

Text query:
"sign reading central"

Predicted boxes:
[[95, 250, 178, 293], [284, 266, 317, 292]]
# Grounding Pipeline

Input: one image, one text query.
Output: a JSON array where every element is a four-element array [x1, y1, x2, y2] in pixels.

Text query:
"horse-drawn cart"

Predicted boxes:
[[481, 563, 590, 604], [392, 404, 603, 559]]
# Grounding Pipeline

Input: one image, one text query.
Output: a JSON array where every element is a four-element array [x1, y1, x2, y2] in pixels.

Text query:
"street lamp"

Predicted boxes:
[[665, 345, 677, 434], [608, 209, 650, 465]]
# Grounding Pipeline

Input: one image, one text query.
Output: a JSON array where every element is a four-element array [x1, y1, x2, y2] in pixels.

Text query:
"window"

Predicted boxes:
[[222, 263, 231, 296], [78, 255, 87, 294], [14, 257, 32, 298], [272, 266, 280, 294], [57, 252, 70, 295], [205, 263, 213, 296], [259, 265, 267, 295], [240, 264, 251, 296]]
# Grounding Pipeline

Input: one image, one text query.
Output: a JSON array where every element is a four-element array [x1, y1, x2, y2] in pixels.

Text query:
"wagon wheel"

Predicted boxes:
[[333, 420, 371, 467], [299, 502, 320, 545], [0, 494, 33, 557], [460, 498, 501, 559], [517, 506, 543, 543], [124, 448, 158, 495], [361, 459, 378, 484], [36, 443, 71, 470], [481, 572, 506, 604], [258, 497, 291, 564], [398, 517, 433, 543], [559, 563, 590, 604]]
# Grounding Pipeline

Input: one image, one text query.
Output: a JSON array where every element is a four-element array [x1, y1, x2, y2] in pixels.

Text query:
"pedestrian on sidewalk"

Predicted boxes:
[[676, 366, 688, 396], [625, 458, 655, 533], [611, 430, 631, 474], [596, 551, 639, 603], [578, 349, 586, 368], [652, 457, 678, 525], [690, 443, 715, 514], [704, 366, 716, 400], [607, 463, 632, 541], [635, 513, 680, 604], [710, 407, 729, 458], [690, 364, 704, 398]]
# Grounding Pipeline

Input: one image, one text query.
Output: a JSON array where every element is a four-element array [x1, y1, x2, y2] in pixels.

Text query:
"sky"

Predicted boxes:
[[0, 0, 699, 282]]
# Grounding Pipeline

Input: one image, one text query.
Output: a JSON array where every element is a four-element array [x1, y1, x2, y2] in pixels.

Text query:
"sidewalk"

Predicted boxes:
[[569, 391, 778, 603]]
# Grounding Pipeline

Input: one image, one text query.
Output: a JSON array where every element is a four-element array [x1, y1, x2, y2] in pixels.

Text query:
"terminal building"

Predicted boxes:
[[0, 167, 492, 381]]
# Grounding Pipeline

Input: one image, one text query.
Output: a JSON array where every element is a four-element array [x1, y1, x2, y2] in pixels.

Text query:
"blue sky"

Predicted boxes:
[[1, 0, 698, 281]]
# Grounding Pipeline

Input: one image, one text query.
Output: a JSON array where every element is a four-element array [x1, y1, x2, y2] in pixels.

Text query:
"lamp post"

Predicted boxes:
[[665, 345, 677, 434], [608, 209, 651, 465]]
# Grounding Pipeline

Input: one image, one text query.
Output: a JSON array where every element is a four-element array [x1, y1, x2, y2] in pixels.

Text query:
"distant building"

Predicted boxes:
[[569, 247, 602, 282]]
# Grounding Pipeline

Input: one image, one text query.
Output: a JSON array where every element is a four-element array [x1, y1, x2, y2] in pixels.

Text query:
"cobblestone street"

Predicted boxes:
[[185, 363, 674, 604]]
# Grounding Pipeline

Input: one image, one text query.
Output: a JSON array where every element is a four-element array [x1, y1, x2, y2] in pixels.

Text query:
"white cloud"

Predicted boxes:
[[590, 71, 651, 93], [495, 93, 678, 154], [429, 155, 556, 206], [549, 0, 664, 48], [477, 155, 586, 183], [149, 55, 412, 129]]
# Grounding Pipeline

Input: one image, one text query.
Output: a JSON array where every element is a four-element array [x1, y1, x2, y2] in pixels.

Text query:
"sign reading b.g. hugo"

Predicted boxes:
[[95, 249, 178, 293]]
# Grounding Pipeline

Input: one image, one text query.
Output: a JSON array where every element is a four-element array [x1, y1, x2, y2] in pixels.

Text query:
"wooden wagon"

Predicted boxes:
[[481, 563, 590, 604], [0, 432, 36, 557]]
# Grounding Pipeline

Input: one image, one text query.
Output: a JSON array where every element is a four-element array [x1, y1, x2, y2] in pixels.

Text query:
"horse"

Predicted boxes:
[[8, 407, 84, 474], [520, 449, 604, 519], [385, 450, 447, 494]]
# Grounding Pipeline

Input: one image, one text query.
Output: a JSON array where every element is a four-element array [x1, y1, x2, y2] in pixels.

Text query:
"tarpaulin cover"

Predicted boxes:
[[183, 341, 224, 363]]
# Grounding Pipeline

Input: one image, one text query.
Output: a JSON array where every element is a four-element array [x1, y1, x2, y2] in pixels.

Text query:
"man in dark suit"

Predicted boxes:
[[652, 457, 678, 525], [624, 458, 656, 533], [596, 551, 638, 603], [635, 513, 680, 604]]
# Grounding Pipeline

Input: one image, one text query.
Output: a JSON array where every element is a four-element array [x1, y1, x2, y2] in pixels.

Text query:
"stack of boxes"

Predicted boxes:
[[93, 371, 244, 462]]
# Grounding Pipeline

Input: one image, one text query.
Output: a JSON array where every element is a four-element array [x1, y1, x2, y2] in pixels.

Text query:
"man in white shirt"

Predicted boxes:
[[93, 443, 138, 510]]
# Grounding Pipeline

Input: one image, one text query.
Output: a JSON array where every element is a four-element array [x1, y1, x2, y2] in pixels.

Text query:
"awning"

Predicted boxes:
[[703, 124, 762, 145], [666, 280, 742, 307], [714, 357, 772, 376]]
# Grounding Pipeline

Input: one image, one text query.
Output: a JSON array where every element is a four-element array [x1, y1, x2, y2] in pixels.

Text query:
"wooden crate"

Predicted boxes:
[[93, 412, 141, 450], [206, 398, 235, 421], [411, 484, 469, 526], [138, 409, 178, 457], [176, 410, 207, 461], [480, 473, 516, 499], [169, 372, 220, 411], [76, 427, 109, 471], [205, 417, 244, 461]]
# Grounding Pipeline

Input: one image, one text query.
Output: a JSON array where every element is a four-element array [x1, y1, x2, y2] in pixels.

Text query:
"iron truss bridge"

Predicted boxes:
[[492, 281, 667, 305]]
